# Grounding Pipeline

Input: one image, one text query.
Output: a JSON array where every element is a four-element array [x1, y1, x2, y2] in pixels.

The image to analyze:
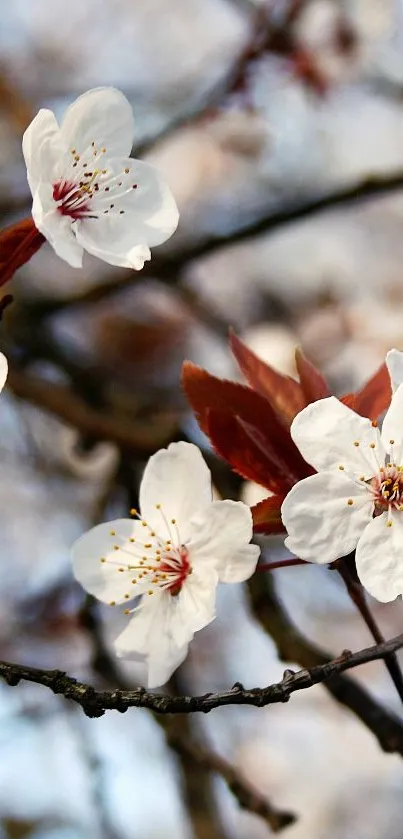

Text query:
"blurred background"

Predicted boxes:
[[1, 0, 403, 837]]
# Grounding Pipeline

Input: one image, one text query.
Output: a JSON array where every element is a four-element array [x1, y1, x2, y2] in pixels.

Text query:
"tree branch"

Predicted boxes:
[[247, 572, 403, 757], [1, 634, 403, 721], [6, 363, 178, 454]]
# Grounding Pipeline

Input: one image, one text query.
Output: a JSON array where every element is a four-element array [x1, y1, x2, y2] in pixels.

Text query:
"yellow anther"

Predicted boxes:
[[347, 499, 354, 506], [110, 530, 116, 536], [124, 594, 130, 599], [148, 590, 153, 595], [109, 601, 116, 606], [129, 538, 135, 543], [101, 147, 106, 153], [390, 439, 395, 445], [155, 504, 161, 509], [360, 475, 365, 481], [100, 558, 106, 563], [130, 508, 138, 516], [114, 546, 119, 551], [74, 154, 80, 161], [171, 518, 176, 524], [370, 443, 376, 449], [124, 609, 130, 615], [353, 441, 360, 447], [144, 543, 152, 548], [387, 520, 393, 527], [124, 167, 130, 173], [150, 532, 156, 537], [118, 567, 125, 572], [131, 579, 137, 584], [338, 465, 345, 471]]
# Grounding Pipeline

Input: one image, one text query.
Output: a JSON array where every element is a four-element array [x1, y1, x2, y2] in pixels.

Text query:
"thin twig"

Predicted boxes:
[[258, 558, 306, 572], [247, 572, 403, 756], [335, 558, 403, 704]]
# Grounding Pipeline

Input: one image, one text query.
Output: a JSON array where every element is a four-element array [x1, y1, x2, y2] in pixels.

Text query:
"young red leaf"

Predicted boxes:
[[0, 217, 45, 288], [342, 363, 391, 422], [207, 408, 297, 493], [182, 361, 309, 482], [295, 346, 331, 402], [251, 495, 286, 535], [230, 330, 305, 425]]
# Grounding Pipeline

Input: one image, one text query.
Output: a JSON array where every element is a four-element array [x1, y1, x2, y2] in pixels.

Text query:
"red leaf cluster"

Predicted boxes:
[[182, 333, 391, 535], [0, 217, 45, 288]]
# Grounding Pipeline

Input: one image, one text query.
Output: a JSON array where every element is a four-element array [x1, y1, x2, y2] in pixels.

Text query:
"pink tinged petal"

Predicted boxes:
[[187, 500, 260, 582], [381, 383, 403, 462], [386, 349, 403, 393], [0, 354, 8, 393], [33, 198, 84, 268], [356, 511, 403, 602], [291, 396, 383, 478], [114, 592, 190, 688], [22, 108, 61, 195], [139, 442, 213, 540], [71, 518, 141, 604], [281, 472, 373, 564], [60, 87, 135, 158]]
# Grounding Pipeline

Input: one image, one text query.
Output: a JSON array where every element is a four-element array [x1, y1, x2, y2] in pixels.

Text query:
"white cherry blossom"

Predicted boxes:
[[0, 354, 7, 393], [23, 87, 179, 270], [72, 441, 260, 687], [281, 382, 403, 602]]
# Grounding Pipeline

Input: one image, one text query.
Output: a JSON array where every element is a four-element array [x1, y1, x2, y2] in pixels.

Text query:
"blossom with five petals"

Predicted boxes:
[[72, 441, 260, 687], [22, 87, 179, 270], [281, 351, 403, 602]]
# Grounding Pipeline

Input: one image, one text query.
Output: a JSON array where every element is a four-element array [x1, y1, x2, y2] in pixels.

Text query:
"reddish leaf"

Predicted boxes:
[[251, 495, 286, 535], [295, 346, 331, 402], [230, 330, 305, 425], [207, 408, 298, 493], [182, 361, 309, 482], [0, 217, 45, 287], [342, 363, 391, 421]]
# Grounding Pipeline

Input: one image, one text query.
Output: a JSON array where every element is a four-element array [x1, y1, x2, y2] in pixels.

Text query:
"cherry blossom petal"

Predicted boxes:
[[355, 511, 403, 602], [291, 396, 383, 478], [114, 582, 214, 689], [173, 566, 218, 636], [381, 383, 403, 463], [139, 442, 213, 540], [188, 500, 260, 582], [33, 196, 84, 268], [60, 87, 135, 158], [72, 519, 144, 604], [0, 354, 8, 393], [386, 349, 403, 393], [22, 109, 60, 194], [281, 472, 373, 563], [74, 160, 179, 267]]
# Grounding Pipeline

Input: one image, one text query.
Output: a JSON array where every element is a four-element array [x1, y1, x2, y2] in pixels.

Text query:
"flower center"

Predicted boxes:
[[371, 464, 403, 512], [52, 142, 138, 221], [101, 505, 193, 610]]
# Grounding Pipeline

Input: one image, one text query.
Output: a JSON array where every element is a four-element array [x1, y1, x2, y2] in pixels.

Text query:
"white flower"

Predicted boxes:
[[386, 348, 403, 393], [72, 441, 260, 687], [22, 87, 179, 270], [281, 381, 403, 602], [0, 354, 7, 392]]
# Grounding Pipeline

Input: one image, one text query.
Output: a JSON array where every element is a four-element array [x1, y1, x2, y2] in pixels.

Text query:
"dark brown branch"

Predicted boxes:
[[1, 634, 403, 721], [247, 573, 403, 757]]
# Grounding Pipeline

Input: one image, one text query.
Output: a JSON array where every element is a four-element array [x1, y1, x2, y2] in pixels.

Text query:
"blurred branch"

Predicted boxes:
[[247, 572, 403, 756], [80, 598, 294, 833], [6, 363, 179, 454], [1, 634, 403, 720], [164, 713, 295, 833], [32, 169, 403, 316]]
